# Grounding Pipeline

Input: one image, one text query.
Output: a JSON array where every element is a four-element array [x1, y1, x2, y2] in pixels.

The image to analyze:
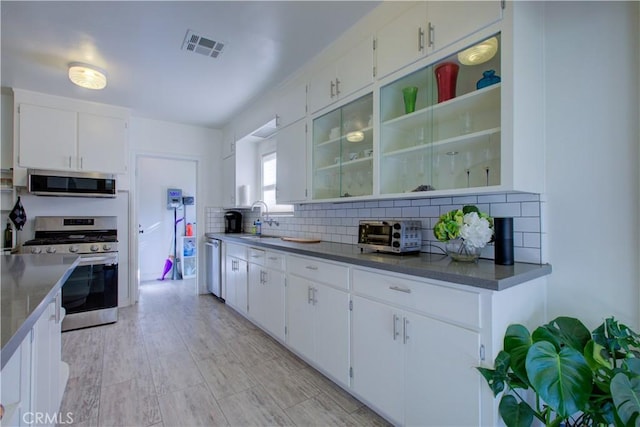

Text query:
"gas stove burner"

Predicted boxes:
[[20, 215, 119, 255]]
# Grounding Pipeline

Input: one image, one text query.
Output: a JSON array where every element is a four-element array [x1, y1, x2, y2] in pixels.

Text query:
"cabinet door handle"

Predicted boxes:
[[403, 318, 410, 344], [335, 78, 341, 97], [68, 156, 72, 168], [268, 256, 279, 261], [312, 287, 318, 305], [418, 27, 425, 52], [80, 156, 84, 169], [428, 22, 435, 47], [392, 314, 401, 341], [330, 80, 336, 98], [308, 286, 313, 304], [305, 265, 318, 271], [389, 285, 411, 294]]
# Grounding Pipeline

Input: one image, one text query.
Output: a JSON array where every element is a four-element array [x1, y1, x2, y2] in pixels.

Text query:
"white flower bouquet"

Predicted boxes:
[[434, 205, 494, 260]]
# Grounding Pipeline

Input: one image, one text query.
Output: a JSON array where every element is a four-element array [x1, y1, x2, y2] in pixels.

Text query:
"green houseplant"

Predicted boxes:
[[478, 316, 640, 427]]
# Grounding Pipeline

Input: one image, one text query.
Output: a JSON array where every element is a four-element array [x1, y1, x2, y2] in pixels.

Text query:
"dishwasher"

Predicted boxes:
[[205, 238, 222, 299]]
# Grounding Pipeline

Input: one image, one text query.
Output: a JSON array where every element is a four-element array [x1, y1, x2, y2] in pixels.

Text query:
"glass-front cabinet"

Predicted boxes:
[[380, 34, 501, 195], [312, 93, 373, 199]]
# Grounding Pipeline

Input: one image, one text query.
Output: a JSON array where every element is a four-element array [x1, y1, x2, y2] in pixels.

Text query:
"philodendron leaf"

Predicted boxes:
[[504, 324, 532, 385], [625, 358, 640, 375], [498, 394, 535, 427], [462, 205, 480, 215], [532, 317, 591, 352], [584, 340, 610, 371], [477, 351, 511, 396], [525, 341, 593, 418], [611, 372, 640, 427]]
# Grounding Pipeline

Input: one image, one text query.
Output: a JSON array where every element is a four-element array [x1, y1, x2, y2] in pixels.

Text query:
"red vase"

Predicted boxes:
[[434, 62, 459, 103]]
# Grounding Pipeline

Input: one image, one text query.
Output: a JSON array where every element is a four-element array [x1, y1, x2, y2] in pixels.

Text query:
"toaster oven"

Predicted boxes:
[[358, 220, 422, 253]]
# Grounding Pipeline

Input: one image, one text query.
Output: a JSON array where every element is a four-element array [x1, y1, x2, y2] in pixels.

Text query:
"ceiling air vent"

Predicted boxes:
[[182, 30, 225, 59]]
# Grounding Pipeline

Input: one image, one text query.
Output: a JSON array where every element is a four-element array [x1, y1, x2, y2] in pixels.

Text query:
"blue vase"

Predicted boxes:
[[476, 70, 501, 89]]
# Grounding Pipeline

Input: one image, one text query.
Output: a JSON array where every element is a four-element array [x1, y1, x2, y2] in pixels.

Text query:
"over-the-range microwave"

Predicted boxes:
[[28, 169, 117, 198]]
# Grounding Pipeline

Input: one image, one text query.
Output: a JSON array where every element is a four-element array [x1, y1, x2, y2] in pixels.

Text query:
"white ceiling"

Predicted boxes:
[[1, 1, 380, 129]]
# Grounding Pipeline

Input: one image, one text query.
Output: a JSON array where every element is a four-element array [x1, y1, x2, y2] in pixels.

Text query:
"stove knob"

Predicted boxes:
[[46, 247, 57, 254], [103, 244, 112, 251], [90, 244, 100, 252], [69, 245, 80, 253], [31, 247, 42, 254]]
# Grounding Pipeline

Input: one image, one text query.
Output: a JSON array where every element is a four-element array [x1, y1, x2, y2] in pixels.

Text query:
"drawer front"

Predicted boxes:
[[264, 251, 285, 271], [225, 242, 247, 260], [248, 247, 265, 265], [288, 255, 349, 290], [352, 268, 480, 328]]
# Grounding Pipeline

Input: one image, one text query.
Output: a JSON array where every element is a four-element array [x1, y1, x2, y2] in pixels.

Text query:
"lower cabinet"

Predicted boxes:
[[351, 269, 483, 426], [1, 291, 67, 427], [225, 255, 247, 315], [1, 335, 32, 427], [247, 249, 286, 341], [286, 275, 350, 386]]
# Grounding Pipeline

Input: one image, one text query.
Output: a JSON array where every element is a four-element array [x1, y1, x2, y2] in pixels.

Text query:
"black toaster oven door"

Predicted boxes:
[[358, 222, 393, 246]]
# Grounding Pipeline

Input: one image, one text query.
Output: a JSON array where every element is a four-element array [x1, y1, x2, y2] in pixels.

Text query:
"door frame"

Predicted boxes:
[[130, 151, 201, 303]]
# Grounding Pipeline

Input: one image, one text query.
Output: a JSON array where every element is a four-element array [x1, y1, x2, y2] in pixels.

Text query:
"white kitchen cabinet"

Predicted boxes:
[[18, 103, 77, 171], [222, 154, 236, 208], [77, 112, 128, 173], [308, 36, 374, 114], [222, 136, 259, 209], [276, 119, 307, 203], [427, 1, 502, 55], [275, 81, 307, 129], [375, 1, 502, 80], [17, 103, 128, 174], [222, 136, 236, 159], [31, 292, 67, 426], [224, 243, 248, 315], [375, 2, 429, 80], [247, 249, 285, 341], [352, 295, 405, 424], [286, 255, 350, 386], [0, 333, 32, 427], [351, 269, 482, 426]]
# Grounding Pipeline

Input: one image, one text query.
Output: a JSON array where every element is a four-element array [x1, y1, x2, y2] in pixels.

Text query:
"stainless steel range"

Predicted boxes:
[[21, 216, 119, 331]]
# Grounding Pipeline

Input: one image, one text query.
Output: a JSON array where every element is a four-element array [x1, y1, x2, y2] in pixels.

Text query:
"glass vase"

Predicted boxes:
[[445, 238, 482, 262]]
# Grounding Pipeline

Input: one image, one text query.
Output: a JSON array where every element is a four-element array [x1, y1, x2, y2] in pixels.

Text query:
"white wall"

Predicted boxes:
[[544, 2, 639, 329], [129, 117, 222, 294]]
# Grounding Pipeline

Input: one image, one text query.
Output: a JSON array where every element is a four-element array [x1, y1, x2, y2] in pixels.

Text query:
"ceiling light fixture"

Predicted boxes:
[[346, 131, 364, 143], [68, 62, 107, 90], [457, 37, 498, 66]]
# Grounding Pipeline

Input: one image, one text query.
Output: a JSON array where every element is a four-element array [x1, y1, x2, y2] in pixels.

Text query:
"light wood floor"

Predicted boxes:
[[59, 279, 390, 426]]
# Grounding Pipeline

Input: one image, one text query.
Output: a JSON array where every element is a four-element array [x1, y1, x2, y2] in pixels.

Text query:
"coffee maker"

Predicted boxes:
[[224, 211, 243, 233]]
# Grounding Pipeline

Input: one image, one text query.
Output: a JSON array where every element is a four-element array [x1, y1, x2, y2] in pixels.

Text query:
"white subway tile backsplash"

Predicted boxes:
[[206, 190, 543, 264], [521, 201, 540, 217], [490, 203, 521, 217], [477, 194, 506, 204], [507, 193, 540, 202]]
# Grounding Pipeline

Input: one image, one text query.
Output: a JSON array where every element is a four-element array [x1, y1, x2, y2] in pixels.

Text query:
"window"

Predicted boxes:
[[262, 152, 293, 214]]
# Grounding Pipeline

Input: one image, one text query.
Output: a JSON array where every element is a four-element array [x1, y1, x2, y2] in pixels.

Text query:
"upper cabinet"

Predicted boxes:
[[276, 119, 307, 204], [275, 81, 307, 129], [379, 34, 502, 195], [312, 93, 373, 200], [308, 36, 374, 114], [13, 89, 130, 183], [375, 1, 502, 80]]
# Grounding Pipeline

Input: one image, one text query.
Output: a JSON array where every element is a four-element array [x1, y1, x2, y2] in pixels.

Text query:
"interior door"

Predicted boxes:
[[136, 156, 197, 284]]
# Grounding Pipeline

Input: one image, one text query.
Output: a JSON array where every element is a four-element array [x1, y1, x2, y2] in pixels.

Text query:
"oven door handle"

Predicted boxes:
[[78, 255, 118, 266]]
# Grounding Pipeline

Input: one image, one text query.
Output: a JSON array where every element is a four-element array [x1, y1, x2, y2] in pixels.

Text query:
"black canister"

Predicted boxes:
[[494, 217, 514, 265]]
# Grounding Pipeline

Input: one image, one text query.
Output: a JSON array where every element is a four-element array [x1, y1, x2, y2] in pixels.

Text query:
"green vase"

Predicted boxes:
[[402, 86, 418, 114]]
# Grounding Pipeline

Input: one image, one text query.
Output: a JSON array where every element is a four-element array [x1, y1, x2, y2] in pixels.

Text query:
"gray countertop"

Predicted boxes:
[[1, 254, 80, 369], [207, 233, 551, 291]]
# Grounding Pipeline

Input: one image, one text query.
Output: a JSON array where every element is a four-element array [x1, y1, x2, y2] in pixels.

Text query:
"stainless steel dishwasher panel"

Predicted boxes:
[[205, 239, 222, 299]]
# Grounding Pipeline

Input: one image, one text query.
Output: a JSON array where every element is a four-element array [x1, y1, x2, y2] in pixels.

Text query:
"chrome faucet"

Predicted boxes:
[[250, 200, 279, 226]]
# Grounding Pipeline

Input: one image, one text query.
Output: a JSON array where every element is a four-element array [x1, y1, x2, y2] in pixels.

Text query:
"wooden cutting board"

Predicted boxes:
[[281, 237, 322, 243]]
